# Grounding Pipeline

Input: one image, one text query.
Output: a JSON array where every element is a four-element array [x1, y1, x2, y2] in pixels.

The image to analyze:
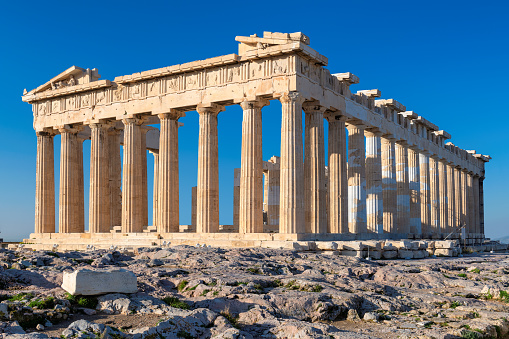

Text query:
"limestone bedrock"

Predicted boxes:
[[62, 268, 138, 295]]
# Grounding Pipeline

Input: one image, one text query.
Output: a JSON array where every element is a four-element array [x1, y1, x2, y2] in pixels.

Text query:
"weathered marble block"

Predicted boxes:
[[62, 268, 138, 295]]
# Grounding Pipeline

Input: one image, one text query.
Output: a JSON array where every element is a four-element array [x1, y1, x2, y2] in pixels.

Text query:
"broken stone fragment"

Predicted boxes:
[[61, 268, 137, 296]]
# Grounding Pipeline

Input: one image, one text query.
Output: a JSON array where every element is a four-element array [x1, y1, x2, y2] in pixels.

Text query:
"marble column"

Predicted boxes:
[[89, 122, 111, 233], [58, 126, 81, 233], [438, 159, 448, 234], [346, 123, 367, 234], [467, 173, 475, 233], [196, 104, 224, 233], [473, 175, 480, 234], [76, 136, 85, 233], [35, 131, 55, 233], [454, 167, 463, 228], [108, 128, 122, 228], [266, 166, 280, 226], [419, 152, 431, 235], [382, 136, 397, 233], [408, 148, 421, 235], [396, 141, 410, 234], [239, 99, 267, 233], [447, 163, 456, 232], [141, 128, 148, 227], [326, 114, 348, 234], [429, 156, 440, 234], [150, 150, 159, 227], [279, 92, 305, 234], [365, 130, 383, 234], [479, 177, 485, 235], [121, 118, 144, 233], [461, 170, 468, 229], [303, 103, 327, 234], [158, 112, 181, 233]]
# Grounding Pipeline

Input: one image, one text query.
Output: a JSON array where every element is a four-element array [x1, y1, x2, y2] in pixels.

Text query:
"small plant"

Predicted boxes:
[[424, 321, 434, 328], [252, 284, 263, 291], [310, 285, 323, 292], [161, 296, 190, 310], [472, 312, 480, 318], [439, 322, 449, 327], [270, 279, 283, 287], [186, 284, 198, 292], [200, 289, 210, 296], [500, 290, 509, 302], [450, 301, 461, 309], [458, 273, 467, 278], [212, 291, 219, 296], [177, 280, 188, 292], [235, 281, 248, 286], [206, 281, 217, 287], [65, 293, 97, 309], [461, 330, 481, 339], [221, 308, 240, 329], [247, 268, 261, 275], [470, 268, 481, 274], [29, 297, 55, 309], [9, 293, 34, 301], [485, 292, 493, 300]]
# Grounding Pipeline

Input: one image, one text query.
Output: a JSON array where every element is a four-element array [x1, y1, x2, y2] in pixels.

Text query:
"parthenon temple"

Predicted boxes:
[[22, 32, 490, 250]]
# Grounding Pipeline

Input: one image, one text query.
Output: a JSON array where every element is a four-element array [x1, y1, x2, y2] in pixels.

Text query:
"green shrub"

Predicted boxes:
[[500, 290, 509, 302], [65, 293, 97, 309], [29, 297, 55, 309], [458, 273, 467, 278], [461, 330, 481, 339], [177, 280, 188, 292], [471, 268, 481, 274], [162, 296, 190, 310], [9, 293, 34, 301], [450, 301, 461, 309]]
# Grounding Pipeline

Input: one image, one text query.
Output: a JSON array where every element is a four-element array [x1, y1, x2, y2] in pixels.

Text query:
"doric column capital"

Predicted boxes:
[[240, 98, 270, 110], [122, 117, 145, 126], [395, 139, 409, 146], [381, 133, 397, 141], [158, 109, 185, 121], [324, 111, 347, 123], [278, 91, 305, 105], [57, 124, 82, 134], [89, 120, 115, 130], [196, 103, 225, 115], [302, 101, 327, 114], [36, 128, 57, 137], [364, 128, 383, 138]]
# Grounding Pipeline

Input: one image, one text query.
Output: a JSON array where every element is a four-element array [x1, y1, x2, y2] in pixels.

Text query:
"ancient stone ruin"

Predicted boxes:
[[22, 32, 490, 251]]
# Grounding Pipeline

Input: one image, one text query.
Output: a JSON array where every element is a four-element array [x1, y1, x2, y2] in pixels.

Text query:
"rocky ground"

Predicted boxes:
[[0, 246, 508, 338]]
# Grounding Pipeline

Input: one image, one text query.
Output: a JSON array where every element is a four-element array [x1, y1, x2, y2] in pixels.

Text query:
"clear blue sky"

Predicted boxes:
[[1, 0, 508, 242]]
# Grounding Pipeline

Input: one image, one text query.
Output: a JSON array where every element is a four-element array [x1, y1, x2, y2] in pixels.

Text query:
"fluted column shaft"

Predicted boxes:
[[454, 167, 462, 228], [76, 137, 85, 232], [191, 186, 197, 228], [279, 92, 305, 234], [196, 104, 223, 233], [382, 137, 397, 233], [365, 131, 383, 234], [141, 128, 148, 227], [35, 131, 55, 233], [479, 177, 485, 235], [396, 142, 410, 234], [89, 123, 111, 233], [461, 170, 468, 228], [438, 160, 448, 234], [447, 164, 456, 231], [419, 152, 431, 235], [121, 118, 144, 233], [59, 126, 81, 233], [429, 156, 440, 234], [150, 151, 159, 227], [473, 175, 480, 234], [347, 123, 367, 234], [327, 115, 348, 233], [467, 173, 475, 233], [408, 148, 421, 235], [239, 100, 266, 233], [108, 129, 122, 227], [158, 113, 181, 232], [303, 103, 326, 234]]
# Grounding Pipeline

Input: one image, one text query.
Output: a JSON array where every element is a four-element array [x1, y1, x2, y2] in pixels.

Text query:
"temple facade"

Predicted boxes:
[[22, 32, 490, 250]]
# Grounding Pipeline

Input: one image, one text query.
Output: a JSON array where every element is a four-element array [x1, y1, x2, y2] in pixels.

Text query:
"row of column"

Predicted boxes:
[[35, 92, 484, 236]]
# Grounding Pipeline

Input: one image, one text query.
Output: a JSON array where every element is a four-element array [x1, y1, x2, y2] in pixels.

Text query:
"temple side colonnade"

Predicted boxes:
[[23, 32, 490, 249]]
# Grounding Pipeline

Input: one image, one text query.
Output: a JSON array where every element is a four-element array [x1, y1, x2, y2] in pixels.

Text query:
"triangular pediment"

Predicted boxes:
[[25, 66, 100, 96]]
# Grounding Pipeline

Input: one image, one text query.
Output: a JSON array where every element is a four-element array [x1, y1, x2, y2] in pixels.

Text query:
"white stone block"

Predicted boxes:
[[315, 242, 338, 250], [398, 249, 414, 259], [62, 268, 138, 296], [382, 250, 398, 259]]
